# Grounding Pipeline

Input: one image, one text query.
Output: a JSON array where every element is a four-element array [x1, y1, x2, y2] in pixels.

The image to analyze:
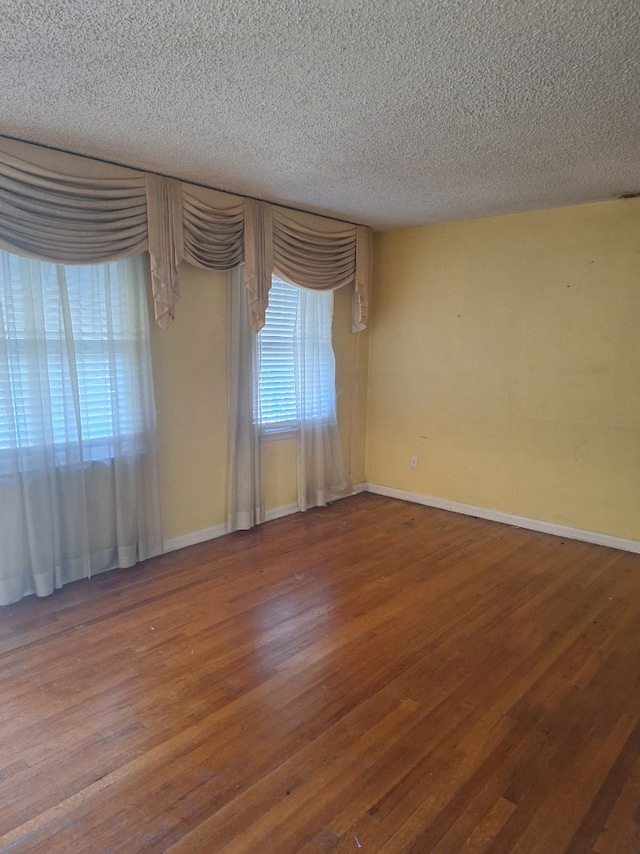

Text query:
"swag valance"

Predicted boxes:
[[0, 137, 370, 332]]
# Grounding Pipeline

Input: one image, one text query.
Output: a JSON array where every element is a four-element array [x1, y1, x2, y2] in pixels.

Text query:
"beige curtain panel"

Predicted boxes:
[[145, 174, 184, 328], [243, 199, 273, 332], [0, 137, 370, 331]]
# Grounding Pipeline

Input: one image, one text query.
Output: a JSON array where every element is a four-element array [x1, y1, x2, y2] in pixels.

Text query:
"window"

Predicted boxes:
[[256, 275, 335, 432], [0, 252, 153, 471]]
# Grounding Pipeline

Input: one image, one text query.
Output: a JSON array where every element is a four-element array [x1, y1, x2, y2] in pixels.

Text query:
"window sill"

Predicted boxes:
[[258, 423, 298, 441], [256, 415, 337, 440]]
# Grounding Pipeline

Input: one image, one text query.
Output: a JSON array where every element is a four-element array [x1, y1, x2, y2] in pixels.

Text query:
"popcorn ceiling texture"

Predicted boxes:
[[0, 0, 638, 229]]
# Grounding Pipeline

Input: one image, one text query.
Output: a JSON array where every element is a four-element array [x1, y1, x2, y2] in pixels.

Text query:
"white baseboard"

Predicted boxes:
[[162, 485, 635, 560], [264, 487, 368, 521], [163, 522, 228, 553], [162, 488, 371, 555], [265, 502, 299, 522], [163, 501, 301, 553], [364, 483, 640, 555]]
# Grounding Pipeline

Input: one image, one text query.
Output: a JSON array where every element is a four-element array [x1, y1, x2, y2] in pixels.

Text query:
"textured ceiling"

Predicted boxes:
[[0, 0, 638, 229]]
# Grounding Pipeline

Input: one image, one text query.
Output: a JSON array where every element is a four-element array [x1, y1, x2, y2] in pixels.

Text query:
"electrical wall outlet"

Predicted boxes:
[[410, 455, 418, 469]]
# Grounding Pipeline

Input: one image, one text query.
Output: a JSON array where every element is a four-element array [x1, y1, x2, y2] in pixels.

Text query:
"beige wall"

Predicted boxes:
[[367, 198, 640, 540], [149, 266, 368, 542]]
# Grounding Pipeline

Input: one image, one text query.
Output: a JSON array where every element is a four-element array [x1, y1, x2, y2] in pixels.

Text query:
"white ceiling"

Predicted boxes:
[[0, 0, 638, 230]]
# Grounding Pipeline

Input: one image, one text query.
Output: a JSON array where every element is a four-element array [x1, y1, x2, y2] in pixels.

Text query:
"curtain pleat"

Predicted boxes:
[[0, 147, 148, 263], [0, 136, 371, 333], [145, 174, 184, 330], [353, 225, 371, 332], [272, 207, 367, 331], [182, 185, 244, 270], [227, 266, 264, 531], [273, 207, 356, 290], [243, 199, 273, 333]]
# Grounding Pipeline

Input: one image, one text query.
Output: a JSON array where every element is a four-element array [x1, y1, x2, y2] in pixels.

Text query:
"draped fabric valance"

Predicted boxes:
[[0, 137, 370, 332], [273, 206, 370, 333]]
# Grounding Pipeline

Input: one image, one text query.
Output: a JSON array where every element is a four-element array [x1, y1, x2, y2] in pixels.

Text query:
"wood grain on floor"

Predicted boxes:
[[1, 493, 639, 852]]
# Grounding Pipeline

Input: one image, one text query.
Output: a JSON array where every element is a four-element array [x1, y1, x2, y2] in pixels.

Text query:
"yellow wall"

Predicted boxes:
[[367, 198, 640, 540], [150, 266, 368, 542], [149, 266, 228, 541], [148, 198, 638, 546]]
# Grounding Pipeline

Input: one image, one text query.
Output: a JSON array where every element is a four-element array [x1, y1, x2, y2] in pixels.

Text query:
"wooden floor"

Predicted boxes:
[[1, 494, 640, 853]]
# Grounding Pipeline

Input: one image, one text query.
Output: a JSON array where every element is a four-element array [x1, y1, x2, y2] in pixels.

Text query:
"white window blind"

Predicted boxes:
[[0, 252, 149, 469], [256, 275, 334, 431]]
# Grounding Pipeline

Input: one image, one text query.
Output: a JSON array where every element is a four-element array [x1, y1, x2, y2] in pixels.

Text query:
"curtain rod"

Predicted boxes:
[[0, 132, 368, 230]]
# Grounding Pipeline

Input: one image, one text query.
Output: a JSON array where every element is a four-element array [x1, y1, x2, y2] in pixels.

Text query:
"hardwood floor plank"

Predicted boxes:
[[1, 494, 640, 852], [567, 719, 640, 853]]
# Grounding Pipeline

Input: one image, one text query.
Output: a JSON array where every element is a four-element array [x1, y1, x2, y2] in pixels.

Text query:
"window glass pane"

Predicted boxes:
[[256, 275, 334, 430], [0, 252, 149, 464]]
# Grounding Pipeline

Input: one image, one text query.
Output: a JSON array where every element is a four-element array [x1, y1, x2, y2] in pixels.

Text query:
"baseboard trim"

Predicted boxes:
[[265, 502, 299, 523], [163, 488, 371, 555], [163, 501, 302, 553], [364, 483, 640, 555], [161, 485, 635, 559], [163, 523, 228, 553]]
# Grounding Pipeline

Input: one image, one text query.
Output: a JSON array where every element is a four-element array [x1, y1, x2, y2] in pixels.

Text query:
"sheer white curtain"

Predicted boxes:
[[294, 287, 351, 510], [227, 265, 264, 531], [227, 273, 350, 529], [0, 252, 162, 605]]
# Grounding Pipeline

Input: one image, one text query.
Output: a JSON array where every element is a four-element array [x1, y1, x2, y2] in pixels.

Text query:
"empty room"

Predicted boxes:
[[0, 1, 639, 851]]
